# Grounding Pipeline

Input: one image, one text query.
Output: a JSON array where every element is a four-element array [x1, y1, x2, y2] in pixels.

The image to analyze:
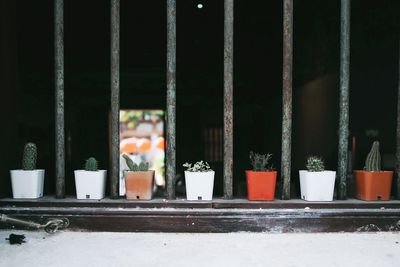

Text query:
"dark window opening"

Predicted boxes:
[[0, 0, 399, 201]]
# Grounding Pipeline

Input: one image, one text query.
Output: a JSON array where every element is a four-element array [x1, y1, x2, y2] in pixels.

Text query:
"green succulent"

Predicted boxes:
[[123, 154, 149, 171], [183, 161, 211, 172]]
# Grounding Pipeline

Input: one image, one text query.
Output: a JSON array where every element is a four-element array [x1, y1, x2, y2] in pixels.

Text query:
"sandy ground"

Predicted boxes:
[[0, 231, 399, 267]]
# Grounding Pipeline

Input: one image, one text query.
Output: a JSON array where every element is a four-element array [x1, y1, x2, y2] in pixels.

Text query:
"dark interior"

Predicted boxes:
[[0, 0, 399, 199]]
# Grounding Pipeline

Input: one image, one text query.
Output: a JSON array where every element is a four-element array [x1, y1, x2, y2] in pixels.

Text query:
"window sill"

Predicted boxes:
[[1, 197, 400, 232]]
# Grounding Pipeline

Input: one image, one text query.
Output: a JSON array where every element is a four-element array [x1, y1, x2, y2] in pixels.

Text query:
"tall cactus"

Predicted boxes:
[[22, 142, 37, 170], [364, 141, 381, 172], [85, 157, 98, 171]]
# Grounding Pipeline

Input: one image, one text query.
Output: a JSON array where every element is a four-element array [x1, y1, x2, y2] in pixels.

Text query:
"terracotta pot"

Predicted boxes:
[[246, 171, 277, 201], [124, 170, 155, 200], [354, 170, 393, 201]]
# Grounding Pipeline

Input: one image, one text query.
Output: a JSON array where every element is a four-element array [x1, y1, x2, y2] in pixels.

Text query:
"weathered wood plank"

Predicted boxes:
[[1, 197, 399, 209], [1, 206, 399, 233]]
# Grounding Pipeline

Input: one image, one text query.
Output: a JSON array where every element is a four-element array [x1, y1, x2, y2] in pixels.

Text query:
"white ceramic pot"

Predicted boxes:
[[184, 171, 215, 201], [74, 170, 107, 200], [10, 169, 45, 199], [299, 170, 336, 201]]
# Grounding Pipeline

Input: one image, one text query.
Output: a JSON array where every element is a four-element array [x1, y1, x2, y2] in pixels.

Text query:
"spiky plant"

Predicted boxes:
[[249, 151, 273, 172], [364, 141, 381, 172], [123, 154, 149, 171], [306, 156, 325, 172], [22, 142, 37, 170], [85, 157, 98, 171]]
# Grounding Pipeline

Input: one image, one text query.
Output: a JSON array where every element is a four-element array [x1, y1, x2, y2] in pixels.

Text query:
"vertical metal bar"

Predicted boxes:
[[55, 0, 65, 198], [337, 0, 351, 200], [396, 37, 400, 199], [110, 0, 120, 198], [281, 0, 293, 200], [224, 0, 234, 199], [166, 0, 176, 200]]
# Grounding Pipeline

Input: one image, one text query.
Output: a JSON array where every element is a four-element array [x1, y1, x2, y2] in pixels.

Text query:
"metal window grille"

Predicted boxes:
[[51, 0, 400, 201]]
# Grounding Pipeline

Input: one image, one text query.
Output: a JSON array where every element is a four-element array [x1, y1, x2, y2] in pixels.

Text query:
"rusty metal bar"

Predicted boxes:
[[337, 0, 351, 200], [54, 0, 65, 198], [223, 0, 234, 199], [1, 214, 69, 234], [396, 37, 400, 199], [281, 0, 293, 200], [166, 0, 176, 200], [110, 0, 120, 198]]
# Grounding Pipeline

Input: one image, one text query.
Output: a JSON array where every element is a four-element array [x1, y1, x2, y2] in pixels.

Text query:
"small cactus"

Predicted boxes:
[[123, 154, 149, 172], [22, 143, 37, 170], [85, 157, 98, 171], [364, 141, 381, 172], [249, 151, 273, 172], [306, 156, 325, 172]]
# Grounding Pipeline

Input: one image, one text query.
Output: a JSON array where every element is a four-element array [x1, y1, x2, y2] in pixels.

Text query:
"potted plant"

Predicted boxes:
[[10, 142, 45, 199], [299, 156, 336, 201], [74, 157, 107, 200], [354, 141, 393, 201], [123, 154, 154, 200], [183, 161, 214, 201], [246, 151, 277, 201]]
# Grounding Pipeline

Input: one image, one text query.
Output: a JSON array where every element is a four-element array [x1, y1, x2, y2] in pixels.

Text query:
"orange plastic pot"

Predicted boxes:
[[246, 171, 277, 201], [124, 170, 155, 200], [354, 170, 393, 201]]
